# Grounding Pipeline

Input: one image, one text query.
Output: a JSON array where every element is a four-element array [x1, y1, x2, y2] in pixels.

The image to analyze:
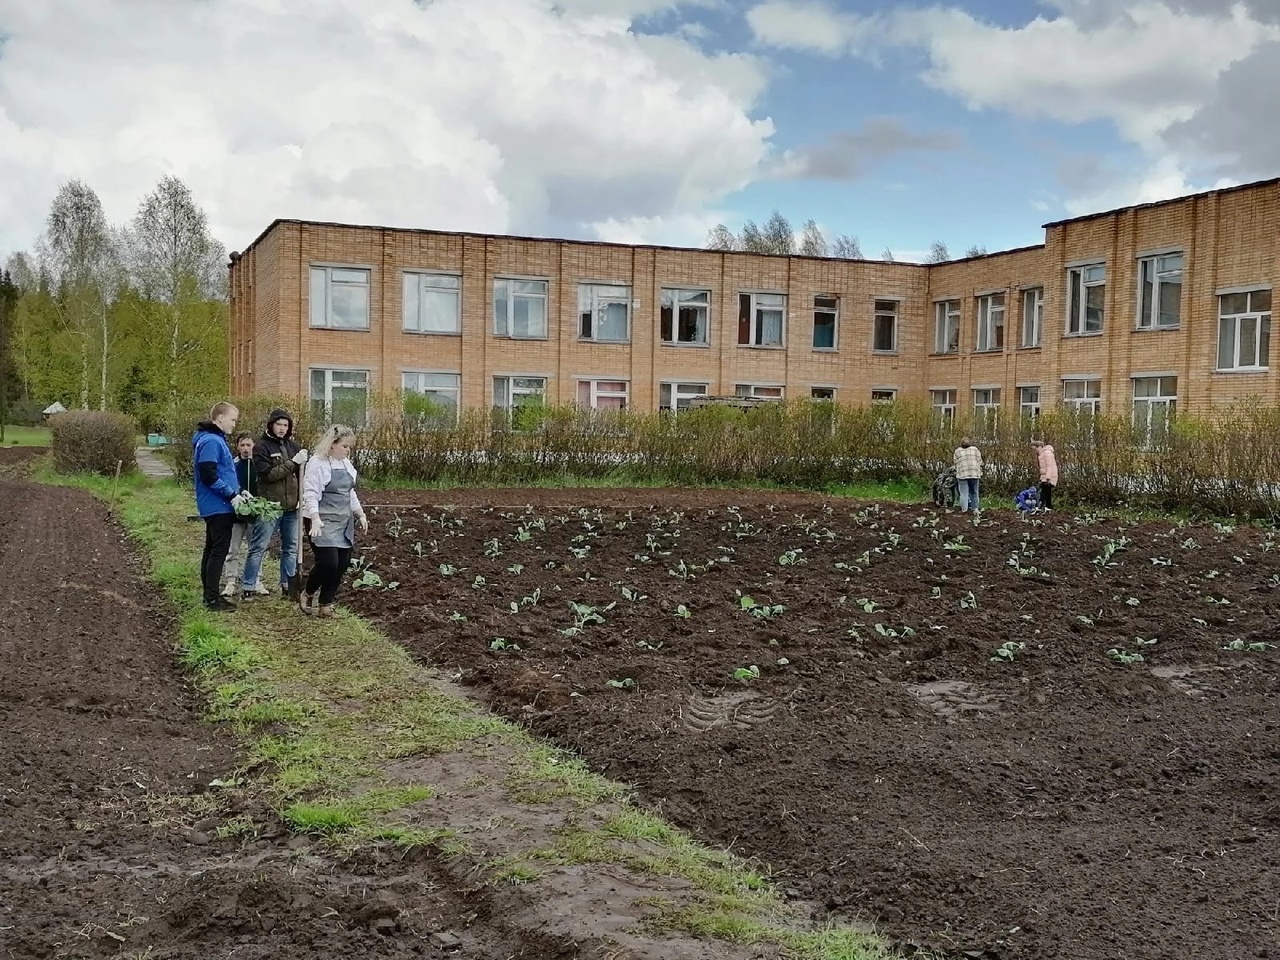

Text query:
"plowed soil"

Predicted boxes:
[[0, 461, 582, 959], [348, 489, 1280, 960]]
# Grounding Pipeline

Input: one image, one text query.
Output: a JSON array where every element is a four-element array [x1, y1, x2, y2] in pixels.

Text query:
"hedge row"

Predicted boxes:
[[155, 394, 1280, 519]]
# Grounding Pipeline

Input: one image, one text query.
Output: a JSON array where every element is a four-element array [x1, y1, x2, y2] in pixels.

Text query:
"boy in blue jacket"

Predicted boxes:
[[1015, 486, 1040, 514], [193, 402, 246, 611]]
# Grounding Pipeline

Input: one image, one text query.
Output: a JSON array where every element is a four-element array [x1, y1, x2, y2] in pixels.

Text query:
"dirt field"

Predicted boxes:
[[348, 489, 1280, 960], [0, 454, 584, 959]]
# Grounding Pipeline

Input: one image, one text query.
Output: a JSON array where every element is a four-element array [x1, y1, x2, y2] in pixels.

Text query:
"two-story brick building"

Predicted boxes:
[[228, 177, 1277, 430]]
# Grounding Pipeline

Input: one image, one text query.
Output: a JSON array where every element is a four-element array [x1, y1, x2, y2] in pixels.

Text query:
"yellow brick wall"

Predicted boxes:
[[228, 180, 1280, 419]]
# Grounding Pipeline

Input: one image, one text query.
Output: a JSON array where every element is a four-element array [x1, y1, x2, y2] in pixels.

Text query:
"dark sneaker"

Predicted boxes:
[[205, 598, 236, 612], [241, 591, 257, 603]]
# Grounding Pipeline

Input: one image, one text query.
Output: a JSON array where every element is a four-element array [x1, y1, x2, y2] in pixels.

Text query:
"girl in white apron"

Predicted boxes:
[[299, 425, 368, 617]]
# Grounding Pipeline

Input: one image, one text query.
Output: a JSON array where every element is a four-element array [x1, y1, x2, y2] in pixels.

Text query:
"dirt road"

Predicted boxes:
[[0, 458, 581, 959]]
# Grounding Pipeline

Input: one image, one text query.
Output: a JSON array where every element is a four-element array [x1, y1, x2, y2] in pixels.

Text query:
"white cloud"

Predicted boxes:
[[553, 0, 718, 19], [746, 0, 1279, 213], [749, 1, 1277, 143], [1059, 155, 1238, 217], [0, 0, 774, 257], [745, 0, 878, 55], [904, 3, 1278, 143], [588, 211, 723, 246]]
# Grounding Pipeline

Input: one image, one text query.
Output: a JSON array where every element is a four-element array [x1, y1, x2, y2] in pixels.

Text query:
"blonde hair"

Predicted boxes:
[[313, 424, 357, 461], [210, 401, 238, 419]]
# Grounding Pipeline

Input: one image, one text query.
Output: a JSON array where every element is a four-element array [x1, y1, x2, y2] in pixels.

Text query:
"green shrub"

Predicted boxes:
[[50, 411, 137, 476]]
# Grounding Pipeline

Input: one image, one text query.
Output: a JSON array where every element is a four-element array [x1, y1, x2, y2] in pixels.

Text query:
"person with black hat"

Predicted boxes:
[[242, 408, 307, 597]]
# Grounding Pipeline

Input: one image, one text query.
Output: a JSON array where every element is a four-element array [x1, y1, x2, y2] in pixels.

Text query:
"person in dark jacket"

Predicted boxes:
[[193, 402, 244, 611], [242, 409, 307, 597]]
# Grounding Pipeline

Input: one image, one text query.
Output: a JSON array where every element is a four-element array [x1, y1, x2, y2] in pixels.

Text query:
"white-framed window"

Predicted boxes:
[[309, 266, 370, 330], [930, 389, 957, 423], [811, 387, 836, 401], [1217, 289, 1271, 371], [812, 296, 838, 350], [873, 300, 898, 353], [403, 271, 460, 334], [1021, 288, 1043, 348], [493, 278, 548, 338], [310, 368, 370, 424], [871, 389, 897, 404], [660, 288, 710, 345], [1063, 378, 1102, 414], [494, 376, 548, 431], [734, 383, 784, 399], [934, 301, 960, 354], [493, 376, 547, 411], [974, 388, 1000, 435], [976, 294, 1005, 352], [577, 379, 629, 410], [1067, 263, 1105, 335], [402, 371, 460, 424], [973, 387, 1001, 420], [1137, 254, 1183, 329], [1132, 376, 1177, 444], [1018, 385, 1041, 421], [659, 381, 709, 413], [578, 284, 631, 342], [737, 292, 785, 347]]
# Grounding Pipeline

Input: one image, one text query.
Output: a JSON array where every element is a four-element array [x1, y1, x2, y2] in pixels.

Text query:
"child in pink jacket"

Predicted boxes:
[[1033, 440, 1058, 511]]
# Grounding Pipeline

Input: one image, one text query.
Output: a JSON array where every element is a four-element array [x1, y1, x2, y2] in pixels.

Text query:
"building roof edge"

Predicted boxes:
[[1041, 176, 1280, 230]]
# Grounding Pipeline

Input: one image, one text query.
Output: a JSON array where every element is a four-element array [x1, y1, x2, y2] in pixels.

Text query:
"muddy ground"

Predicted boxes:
[[0, 452, 585, 959], [349, 489, 1280, 960]]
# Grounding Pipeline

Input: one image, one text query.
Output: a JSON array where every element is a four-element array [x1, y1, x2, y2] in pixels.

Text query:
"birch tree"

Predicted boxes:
[[738, 219, 765, 252], [707, 216, 862, 259], [126, 176, 227, 418], [761, 211, 796, 255], [830, 234, 863, 259], [43, 181, 117, 409], [798, 219, 827, 257], [925, 240, 950, 264], [705, 223, 737, 251]]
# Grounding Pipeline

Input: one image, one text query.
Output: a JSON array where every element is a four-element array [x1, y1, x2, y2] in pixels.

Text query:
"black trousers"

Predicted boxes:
[[1038, 481, 1056, 510], [305, 546, 353, 605], [201, 513, 237, 604]]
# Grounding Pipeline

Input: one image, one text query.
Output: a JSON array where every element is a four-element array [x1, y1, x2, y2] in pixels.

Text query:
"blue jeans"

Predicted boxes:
[[242, 509, 300, 589], [957, 478, 981, 512]]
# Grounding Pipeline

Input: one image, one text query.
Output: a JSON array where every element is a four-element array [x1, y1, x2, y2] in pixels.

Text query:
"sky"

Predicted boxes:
[[1, 0, 1278, 264]]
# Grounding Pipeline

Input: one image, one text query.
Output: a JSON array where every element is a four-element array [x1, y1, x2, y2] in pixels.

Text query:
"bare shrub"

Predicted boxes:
[[50, 411, 136, 476], [152, 392, 1280, 518]]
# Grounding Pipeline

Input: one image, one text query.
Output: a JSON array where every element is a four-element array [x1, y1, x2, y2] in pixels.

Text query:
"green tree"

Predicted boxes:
[[125, 176, 228, 423], [0, 269, 18, 437], [41, 180, 119, 409]]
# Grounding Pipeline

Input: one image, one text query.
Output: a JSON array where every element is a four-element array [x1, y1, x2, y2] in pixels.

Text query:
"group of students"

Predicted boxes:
[[192, 402, 368, 618], [935, 437, 1059, 515]]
